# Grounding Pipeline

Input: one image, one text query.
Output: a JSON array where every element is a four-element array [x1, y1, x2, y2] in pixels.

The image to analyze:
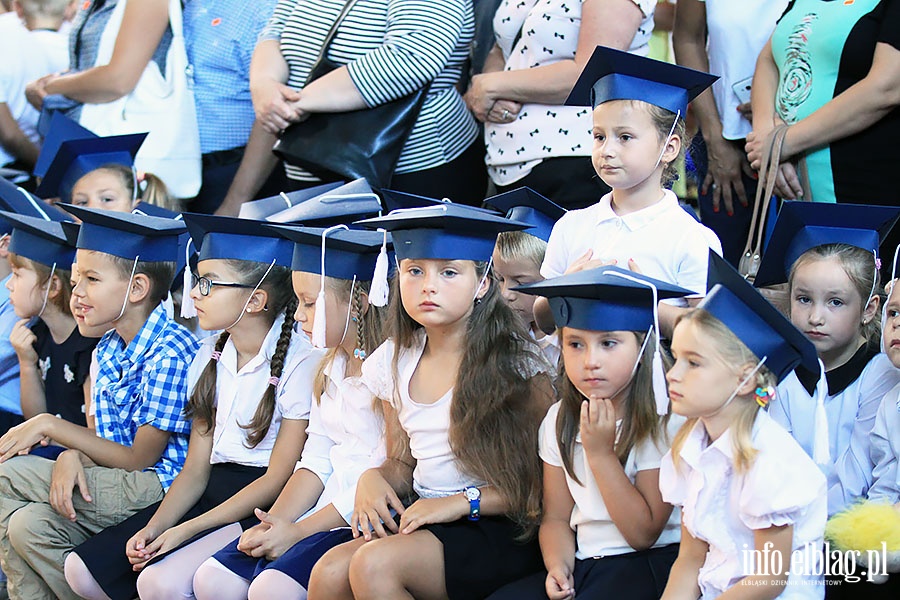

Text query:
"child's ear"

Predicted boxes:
[[0, 235, 10, 259], [736, 364, 760, 397], [474, 273, 490, 302], [358, 290, 370, 318], [863, 293, 880, 326], [129, 273, 152, 303], [661, 133, 682, 166], [47, 273, 63, 299], [248, 288, 269, 313]]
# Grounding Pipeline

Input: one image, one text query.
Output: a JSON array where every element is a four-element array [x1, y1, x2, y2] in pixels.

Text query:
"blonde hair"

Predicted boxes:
[[789, 243, 881, 347], [557, 330, 670, 484], [17, 0, 69, 18], [494, 231, 547, 272], [92, 165, 181, 213], [7, 253, 72, 314], [670, 309, 776, 474], [620, 100, 686, 189]]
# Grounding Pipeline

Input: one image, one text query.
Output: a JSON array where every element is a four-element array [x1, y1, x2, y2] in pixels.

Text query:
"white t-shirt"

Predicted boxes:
[[541, 190, 723, 300], [188, 316, 321, 467], [297, 352, 386, 524], [486, 0, 656, 186], [540, 402, 683, 559], [702, 0, 788, 140], [771, 352, 900, 515], [0, 23, 68, 166], [660, 411, 827, 599]]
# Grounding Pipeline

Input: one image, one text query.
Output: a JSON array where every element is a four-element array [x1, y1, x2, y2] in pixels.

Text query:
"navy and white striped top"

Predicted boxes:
[[262, 0, 478, 180]]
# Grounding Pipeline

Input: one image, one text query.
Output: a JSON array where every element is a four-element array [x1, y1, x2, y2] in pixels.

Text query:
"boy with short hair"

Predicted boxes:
[[0, 206, 198, 600]]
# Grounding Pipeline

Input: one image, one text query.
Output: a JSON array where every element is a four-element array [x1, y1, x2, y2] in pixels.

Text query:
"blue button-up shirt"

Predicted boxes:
[[183, 0, 276, 154], [93, 304, 198, 491]]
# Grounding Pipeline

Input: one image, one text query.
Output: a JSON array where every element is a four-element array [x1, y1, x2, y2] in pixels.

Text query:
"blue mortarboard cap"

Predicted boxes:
[[753, 202, 900, 287], [33, 113, 95, 178], [267, 224, 392, 280], [36, 132, 147, 201], [482, 187, 566, 242], [356, 203, 529, 262], [239, 182, 344, 220], [267, 179, 382, 226], [60, 221, 80, 247], [0, 211, 77, 268], [380, 189, 449, 212], [131, 202, 182, 220], [182, 213, 294, 267], [700, 251, 818, 382], [0, 179, 71, 236], [60, 204, 186, 262], [515, 266, 691, 331], [566, 46, 718, 114]]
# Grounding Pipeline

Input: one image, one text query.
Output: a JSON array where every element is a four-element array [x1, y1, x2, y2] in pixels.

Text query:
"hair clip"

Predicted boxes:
[[754, 385, 775, 408], [876, 257, 882, 271], [353, 348, 366, 360], [267, 376, 280, 387], [210, 351, 222, 362]]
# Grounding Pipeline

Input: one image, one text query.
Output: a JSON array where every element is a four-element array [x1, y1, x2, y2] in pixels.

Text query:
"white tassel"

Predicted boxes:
[[163, 292, 175, 320], [652, 349, 669, 416], [180, 239, 197, 319], [812, 360, 830, 464], [369, 228, 389, 307], [311, 289, 327, 348]]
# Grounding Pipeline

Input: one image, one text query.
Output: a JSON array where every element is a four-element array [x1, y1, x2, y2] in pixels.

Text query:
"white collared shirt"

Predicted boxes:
[[188, 316, 323, 467], [533, 329, 560, 371], [869, 381, 900, 503], [660, 411, 827, 599], [540, 402, 683, 559], [541, 190, 722, 302], [771, 353, 900, 515], [297, 352, 386, 524]]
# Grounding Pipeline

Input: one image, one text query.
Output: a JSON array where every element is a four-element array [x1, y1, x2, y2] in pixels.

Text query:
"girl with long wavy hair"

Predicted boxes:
[[64, 214, 320, 600], [307, 204, 555, 600]]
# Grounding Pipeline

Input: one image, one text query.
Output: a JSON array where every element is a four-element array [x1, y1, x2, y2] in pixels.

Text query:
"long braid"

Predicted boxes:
[[353, 283, 366, 359], [185, 331, 230, 433], [242, 295, 299, 447]]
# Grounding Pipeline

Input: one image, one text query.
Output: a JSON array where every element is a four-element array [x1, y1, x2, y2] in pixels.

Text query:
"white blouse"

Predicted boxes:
[[540, 402, 683, 559], [868, 381, 900, 503], [188, 316, 322, 467], [297, 352, 386, 524], [771, 353, 900, 514], [660, 411, 827, 599]]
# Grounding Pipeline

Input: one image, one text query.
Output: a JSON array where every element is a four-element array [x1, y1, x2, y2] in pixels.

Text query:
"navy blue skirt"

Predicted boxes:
[[212, 527, 355, 587]]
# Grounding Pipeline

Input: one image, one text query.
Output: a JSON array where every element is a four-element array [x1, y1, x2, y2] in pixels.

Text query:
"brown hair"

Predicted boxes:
[[93, 164, 181, 213], [789, 243, 881, 347], [8, 253, 72, 314], [556, 330, 670, 484], [105, 255, 176, 305], [670, 309, 777, 474], [185, 260, 298, 447], [627, 100, 686, 189], [312, 276, 388, 407], [387, 263, 552, 538]]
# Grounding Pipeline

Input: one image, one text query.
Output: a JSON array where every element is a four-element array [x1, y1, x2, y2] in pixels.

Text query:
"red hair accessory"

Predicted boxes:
[[754, 385, 775, 408]]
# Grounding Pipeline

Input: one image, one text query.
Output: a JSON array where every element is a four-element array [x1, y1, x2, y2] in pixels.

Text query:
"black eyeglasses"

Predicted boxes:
[[192, 274, 254, 297]]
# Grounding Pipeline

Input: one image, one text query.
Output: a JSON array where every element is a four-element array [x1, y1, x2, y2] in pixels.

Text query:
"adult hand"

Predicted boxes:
[[49, 449, 91, 521], [237, 508, 302, 560], [251, 78, 303, 135], [580, 396, 617, 459], [486, 99, 523, 124], [464, 72, 499, 122], [10, 320, 38, 365], [702, 137, 751, 216], [0, 413, 53, 462], [398, 496, 467, 535], [350, 469, 404, 541], [736, 102, 752, 123], [774, 162, 804, 200], [545, 566, 575, 600], [25, 74, 57, 111]]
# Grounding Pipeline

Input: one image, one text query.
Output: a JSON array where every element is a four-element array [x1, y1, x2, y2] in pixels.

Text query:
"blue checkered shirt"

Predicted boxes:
[[183, 0, 276, 154], [93, 304, 199, 491]]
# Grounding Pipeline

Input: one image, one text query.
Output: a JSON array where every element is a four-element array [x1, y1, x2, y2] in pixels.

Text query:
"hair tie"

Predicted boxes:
[[267, 376, 280, 387], [210, 351, 222, 361], [876, 257, 883, 271], [754, 385, 775, 408]]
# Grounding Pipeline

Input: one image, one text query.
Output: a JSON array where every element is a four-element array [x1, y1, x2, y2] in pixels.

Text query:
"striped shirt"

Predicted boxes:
[[262, 0, 478, 180]]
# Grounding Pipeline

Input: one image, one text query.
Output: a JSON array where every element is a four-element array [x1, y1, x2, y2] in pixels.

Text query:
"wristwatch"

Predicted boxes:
[[464, 486, 481, 521]]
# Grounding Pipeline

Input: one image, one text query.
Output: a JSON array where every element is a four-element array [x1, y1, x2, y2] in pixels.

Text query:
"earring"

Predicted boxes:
[[754, 385, 775, 408], [246, 307, 252, 313], [474, 297, 483, 306]]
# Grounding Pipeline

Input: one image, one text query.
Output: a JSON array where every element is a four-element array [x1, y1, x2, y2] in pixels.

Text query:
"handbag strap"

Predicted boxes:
[[741, 124, 790, 261], [306, 0, 362, 84]]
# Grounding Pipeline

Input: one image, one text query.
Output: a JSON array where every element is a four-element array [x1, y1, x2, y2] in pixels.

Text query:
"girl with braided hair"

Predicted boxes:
[[192, 225, 390, 600], [63, 215, 322, 600]]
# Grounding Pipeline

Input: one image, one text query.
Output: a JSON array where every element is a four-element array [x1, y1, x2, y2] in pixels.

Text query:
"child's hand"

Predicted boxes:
[[126, 525, 160, 565], [130, 524, 192, 571], [580, 397, 617, 458], [351, 469, 405, 540], [0, 414, 53, 462], [49, 449, 91, 521], [9, 320, 38, 364], [236, 508, 301, 560], [398, 496, 467, 534], [545, 566, 575, 600], [564, 250, 617, 275]]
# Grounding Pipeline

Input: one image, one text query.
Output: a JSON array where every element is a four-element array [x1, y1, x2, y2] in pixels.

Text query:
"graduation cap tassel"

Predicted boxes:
[[369, 228, 389, 307], [180, 239, 197, 319], [812, 360, 830, 465], [312, 225, 350, 348]]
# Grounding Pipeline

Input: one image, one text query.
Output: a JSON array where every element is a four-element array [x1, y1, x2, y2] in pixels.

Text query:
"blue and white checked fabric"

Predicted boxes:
[[183, 0, 276, 154], [93, 304, 199, 491]]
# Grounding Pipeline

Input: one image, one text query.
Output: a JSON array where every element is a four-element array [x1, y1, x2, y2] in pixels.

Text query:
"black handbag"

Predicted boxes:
[[273, 0, 430, 189]]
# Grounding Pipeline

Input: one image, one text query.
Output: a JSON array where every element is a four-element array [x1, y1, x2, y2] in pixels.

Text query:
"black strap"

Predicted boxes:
[[306, 0, 361, 84]]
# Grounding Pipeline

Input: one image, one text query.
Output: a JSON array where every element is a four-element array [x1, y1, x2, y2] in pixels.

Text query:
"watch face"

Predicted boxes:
[[464, 487, 480, 500]]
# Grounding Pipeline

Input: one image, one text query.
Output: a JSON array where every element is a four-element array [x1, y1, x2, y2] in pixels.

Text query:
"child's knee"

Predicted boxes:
[[348, 540, 393, 585], [308, 546, 352, 596], [193, 560, 249, 600], [64, 552, 106, 600], [7, 505, 44, 554], [248, 569, 306, 600], [136, 564, 191, 600]]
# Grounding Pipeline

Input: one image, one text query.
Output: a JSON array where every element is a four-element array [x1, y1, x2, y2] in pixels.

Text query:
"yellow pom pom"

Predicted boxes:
[[826, 501, 900, 553]]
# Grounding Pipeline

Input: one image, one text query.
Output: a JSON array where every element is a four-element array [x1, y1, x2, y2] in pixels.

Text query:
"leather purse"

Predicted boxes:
[[273, 0, 430, 190]]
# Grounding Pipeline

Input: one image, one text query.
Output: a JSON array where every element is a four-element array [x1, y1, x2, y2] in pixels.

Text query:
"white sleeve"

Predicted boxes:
[[538, 403, 563, 467], [274, 341, 322, 421], [359, 339, 396, 403], [540, 218, 572, 279], [868, 387, 900, 503], [297, 401, 336, 486], [672, 222, 723, 296], [658, 451, 685, 508]]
